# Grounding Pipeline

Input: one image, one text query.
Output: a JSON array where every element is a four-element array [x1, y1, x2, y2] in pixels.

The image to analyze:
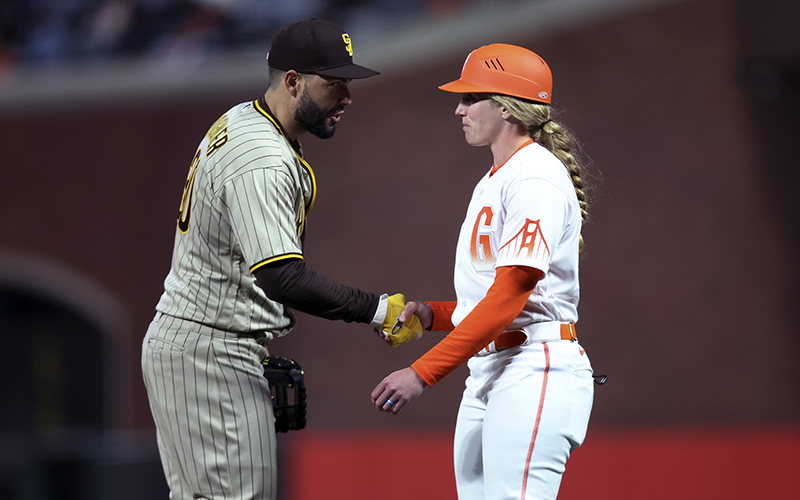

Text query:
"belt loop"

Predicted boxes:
[[560, 323, 577, 342]]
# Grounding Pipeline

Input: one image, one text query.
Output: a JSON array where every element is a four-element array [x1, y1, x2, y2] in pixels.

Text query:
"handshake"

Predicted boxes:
[[378, 294, 424, 347]]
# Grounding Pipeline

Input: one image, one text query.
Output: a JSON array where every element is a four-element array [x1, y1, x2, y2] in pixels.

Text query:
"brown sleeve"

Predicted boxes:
[[254, 258, 379, 324]]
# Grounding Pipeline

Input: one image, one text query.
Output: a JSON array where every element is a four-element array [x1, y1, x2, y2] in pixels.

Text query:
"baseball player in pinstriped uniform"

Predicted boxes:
[[142, 18, 419, 500], [371, 44, 596, 499]]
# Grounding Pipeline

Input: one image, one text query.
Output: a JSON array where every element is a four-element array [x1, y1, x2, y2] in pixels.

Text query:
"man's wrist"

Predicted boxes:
[[371, 293, 389, 329]]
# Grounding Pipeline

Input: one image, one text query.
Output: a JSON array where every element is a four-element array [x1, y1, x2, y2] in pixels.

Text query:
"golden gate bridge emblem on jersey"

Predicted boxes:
[[498, 218, 550, 262]]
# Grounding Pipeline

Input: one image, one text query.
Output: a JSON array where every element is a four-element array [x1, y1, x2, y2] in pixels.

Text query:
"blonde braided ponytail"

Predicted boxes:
[[490, 95, 589, 255]]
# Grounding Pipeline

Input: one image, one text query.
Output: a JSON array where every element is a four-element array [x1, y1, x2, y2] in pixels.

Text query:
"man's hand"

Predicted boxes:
[[379, 294, 424, 347]]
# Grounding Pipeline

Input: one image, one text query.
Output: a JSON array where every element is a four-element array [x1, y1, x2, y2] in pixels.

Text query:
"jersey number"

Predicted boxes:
[[178, 148, 201, 233], [177, 113, 229, 233], [470, 206, 495, 272]]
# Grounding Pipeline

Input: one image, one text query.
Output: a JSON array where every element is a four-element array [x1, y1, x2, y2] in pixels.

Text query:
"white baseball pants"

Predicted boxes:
[[454, 340, 594, 500]]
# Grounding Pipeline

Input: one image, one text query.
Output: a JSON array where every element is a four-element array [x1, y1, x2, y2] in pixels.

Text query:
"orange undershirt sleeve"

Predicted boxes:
[[411, 265, 543, 387], [425, 301, 457, 332]]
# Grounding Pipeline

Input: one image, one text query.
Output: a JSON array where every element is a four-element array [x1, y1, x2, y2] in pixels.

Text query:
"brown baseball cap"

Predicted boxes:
[[267, 18, 379, 79]]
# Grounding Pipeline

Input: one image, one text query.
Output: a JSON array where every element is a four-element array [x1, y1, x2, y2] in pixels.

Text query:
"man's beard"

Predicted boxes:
[[294, 89, 340, 139]]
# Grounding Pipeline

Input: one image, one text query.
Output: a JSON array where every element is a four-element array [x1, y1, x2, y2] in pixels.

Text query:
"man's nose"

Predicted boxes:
[[339, 87, 352, 105]]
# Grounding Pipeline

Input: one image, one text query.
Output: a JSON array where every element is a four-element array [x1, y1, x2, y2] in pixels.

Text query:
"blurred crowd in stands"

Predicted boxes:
[[0, 0, 467, 71]]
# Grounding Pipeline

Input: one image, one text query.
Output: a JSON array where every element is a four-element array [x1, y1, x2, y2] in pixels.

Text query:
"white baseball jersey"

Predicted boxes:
[[155, 98, 315, 341], [451, 140, 581, 330], [449, 141, 593, 500]]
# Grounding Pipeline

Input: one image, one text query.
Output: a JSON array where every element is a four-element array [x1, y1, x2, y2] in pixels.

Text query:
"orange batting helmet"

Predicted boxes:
[[439, 43, 553, 104]]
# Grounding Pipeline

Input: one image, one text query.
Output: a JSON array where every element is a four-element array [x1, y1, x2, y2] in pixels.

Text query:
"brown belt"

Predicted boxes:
[[493, 323, 577, 351]]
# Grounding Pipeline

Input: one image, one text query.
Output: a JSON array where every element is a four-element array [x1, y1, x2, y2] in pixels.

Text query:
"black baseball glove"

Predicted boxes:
[[263, 356, 307, 432]]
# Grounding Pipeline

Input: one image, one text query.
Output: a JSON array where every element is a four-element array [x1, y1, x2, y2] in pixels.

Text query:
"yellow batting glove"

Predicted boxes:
[[382, 294, 424, 347]]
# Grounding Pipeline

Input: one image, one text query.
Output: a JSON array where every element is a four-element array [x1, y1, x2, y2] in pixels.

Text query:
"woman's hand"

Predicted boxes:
[[370, 366, 427, 414], [375, 301, 433, 345]]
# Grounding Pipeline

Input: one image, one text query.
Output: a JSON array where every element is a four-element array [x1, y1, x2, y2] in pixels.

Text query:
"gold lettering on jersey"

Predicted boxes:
[[207, 129, 228, 156], [342, 34, 353, 56], [470, 206, 495, 272], [206, 114, 228, 140], [178, 148, 202, 233], [498, 218, 550, 262], [296, 201, 306, 237], [206, 114, 229, 157]]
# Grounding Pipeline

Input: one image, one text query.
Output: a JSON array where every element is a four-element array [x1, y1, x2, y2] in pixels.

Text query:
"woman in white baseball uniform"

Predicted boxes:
[[371, 44, 595, 500]]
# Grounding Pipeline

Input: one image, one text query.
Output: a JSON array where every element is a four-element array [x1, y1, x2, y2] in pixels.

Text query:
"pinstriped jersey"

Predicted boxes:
[[155, 98, 315, 339], [451, 141, 581, 329]]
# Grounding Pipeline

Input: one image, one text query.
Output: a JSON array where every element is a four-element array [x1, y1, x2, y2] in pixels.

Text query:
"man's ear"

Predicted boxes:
[[285, 70, 301, 98]]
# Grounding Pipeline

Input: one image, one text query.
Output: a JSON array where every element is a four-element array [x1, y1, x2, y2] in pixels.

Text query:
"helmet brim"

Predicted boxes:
[[438, 79, 488, 94], [438, 77, 551, 104]]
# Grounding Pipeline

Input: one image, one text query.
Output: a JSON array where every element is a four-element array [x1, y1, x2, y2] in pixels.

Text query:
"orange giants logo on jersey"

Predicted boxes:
[[498, 218, 550, 263], [470, 206, 496, 272]]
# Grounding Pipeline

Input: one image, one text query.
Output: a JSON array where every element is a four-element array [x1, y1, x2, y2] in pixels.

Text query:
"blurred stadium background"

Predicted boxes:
[[1, 0, 798, 498]]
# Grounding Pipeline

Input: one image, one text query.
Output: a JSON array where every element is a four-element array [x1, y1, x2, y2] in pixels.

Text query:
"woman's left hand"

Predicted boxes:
[[370, 367, 427, 414]]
